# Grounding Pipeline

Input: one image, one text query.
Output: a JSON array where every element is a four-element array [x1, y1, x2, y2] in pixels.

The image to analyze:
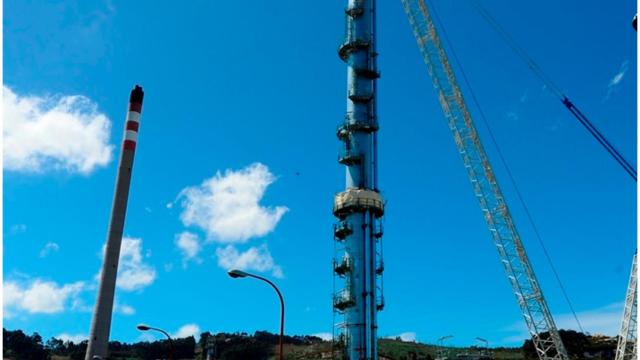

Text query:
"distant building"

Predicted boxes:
[[455, 353, 493, 360]]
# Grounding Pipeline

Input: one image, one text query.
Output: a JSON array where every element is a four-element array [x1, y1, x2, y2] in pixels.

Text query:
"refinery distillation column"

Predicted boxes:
[[333, 0, 384, 359], [86, 85, 144, 360]]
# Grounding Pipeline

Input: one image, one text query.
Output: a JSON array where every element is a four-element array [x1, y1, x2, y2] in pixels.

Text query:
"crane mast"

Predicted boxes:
[[400, 1, 568, 359], [615, 253, 637, 360]]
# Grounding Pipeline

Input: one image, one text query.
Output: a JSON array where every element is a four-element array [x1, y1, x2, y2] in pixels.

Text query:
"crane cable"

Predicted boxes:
[[470, 0, 637, 182], [426, 0, 586, 333]]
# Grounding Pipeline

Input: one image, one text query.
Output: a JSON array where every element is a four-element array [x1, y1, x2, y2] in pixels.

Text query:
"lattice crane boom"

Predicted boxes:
[[400, 1, 568, 359], [615, 253, 638, 360]]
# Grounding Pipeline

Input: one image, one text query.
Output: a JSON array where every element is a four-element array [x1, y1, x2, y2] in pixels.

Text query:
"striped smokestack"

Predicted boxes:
[[124, 86, 143, 151], [85, 85, 144, 360]]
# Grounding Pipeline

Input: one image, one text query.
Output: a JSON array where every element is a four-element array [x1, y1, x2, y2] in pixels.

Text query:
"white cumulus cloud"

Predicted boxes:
[[216, 244, 283, 278], [177, 163, 288, 243], [39, 241, 60, 258], [173, 324, 200, 339], [4, 279, 84, 316], [3, 85, 113, 174], [116, 237, 156, 291], [175, 231, 202, 265], [99, 237, 156, 291]]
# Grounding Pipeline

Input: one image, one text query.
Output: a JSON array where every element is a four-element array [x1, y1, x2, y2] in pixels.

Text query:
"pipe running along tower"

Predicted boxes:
[[86, 85, 144, 360], [333, 0, 384, 359]]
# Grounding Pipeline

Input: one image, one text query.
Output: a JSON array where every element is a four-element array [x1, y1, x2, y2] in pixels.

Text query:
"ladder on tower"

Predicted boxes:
[[615, 253, 638, 360], [400, 1, 568, 359]]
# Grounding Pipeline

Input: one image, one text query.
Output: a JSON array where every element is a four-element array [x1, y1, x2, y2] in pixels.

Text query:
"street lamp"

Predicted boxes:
[[228, 269, 285, 360], [136, 323, 175, 360], [436, 335, 453, 360], [475, 337, 489, 357]]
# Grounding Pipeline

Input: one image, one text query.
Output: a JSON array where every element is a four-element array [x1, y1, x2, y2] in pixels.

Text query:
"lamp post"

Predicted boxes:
[[475, 337, 489, 357], [136, 324, 175, 360], [228, 269, 285, 360], [436, 335, 453, 360]]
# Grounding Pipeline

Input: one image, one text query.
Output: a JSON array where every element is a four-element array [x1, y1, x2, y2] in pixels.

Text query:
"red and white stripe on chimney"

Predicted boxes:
[[123, 86, 143, 151]]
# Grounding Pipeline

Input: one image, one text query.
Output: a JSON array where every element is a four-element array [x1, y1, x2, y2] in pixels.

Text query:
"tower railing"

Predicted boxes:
[[337, 121, 379, 138], [344, 0, 365, 17], [333, 189, 385, 218], [333, 288, 356, 311], [338, 17, 371, 62], [334, 221, 354, 240], [374, 221, 384, 239], [333, 256, 353, 276], [338, 148, 362, 166]]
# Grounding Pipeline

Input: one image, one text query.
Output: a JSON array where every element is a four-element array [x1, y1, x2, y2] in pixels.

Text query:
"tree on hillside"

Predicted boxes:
[[3, 328, 50, 360], [218, 340, 271, 360], [45, 337, 64, 355], [523, 330, 615, 359]]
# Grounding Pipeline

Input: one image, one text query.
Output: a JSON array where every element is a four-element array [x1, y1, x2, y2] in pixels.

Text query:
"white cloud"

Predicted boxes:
[[311, 333, 332, 341], [498, 302, 624, 345], [173, 324, 200, 339], [605, 60, 629, 100], [387, 332, 417, 342], [39, 242, 60, 258], [99, 237, 156, 291], [216, 244, 283, 278], [70, 297, 92, 313], [609, 61, 628, 87], [116, 237, 156, 291], [556, 302, 623, 336], [3, 85, 113, 174], [115, 303, 135, 315], [175, 231, 202, 265], [56, 333, 87, 344], [177, 163, 288, 243], [4, 279, 84, 316]]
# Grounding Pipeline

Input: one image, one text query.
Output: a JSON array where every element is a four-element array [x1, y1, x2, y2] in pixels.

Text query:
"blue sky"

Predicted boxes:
[[3, 0, 636, 348]]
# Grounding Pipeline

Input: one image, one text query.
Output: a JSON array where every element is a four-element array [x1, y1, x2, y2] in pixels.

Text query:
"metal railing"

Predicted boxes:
[[334, 221, 353, 240], [333, 289, 356, 311], [333, 190, 384, 218], [337, 148, 362, 165], [333, 256, 353, 276]]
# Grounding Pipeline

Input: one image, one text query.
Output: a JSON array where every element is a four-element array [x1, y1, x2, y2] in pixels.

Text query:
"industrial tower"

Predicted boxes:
[[400, 1, 568, 359], [615, 253, 637, 360], [333, 0, 385, 359], [86, 86, 144, 360]]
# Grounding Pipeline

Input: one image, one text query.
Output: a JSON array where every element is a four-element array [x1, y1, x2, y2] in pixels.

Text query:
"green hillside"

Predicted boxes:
[[4, 328, 618, 360]]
